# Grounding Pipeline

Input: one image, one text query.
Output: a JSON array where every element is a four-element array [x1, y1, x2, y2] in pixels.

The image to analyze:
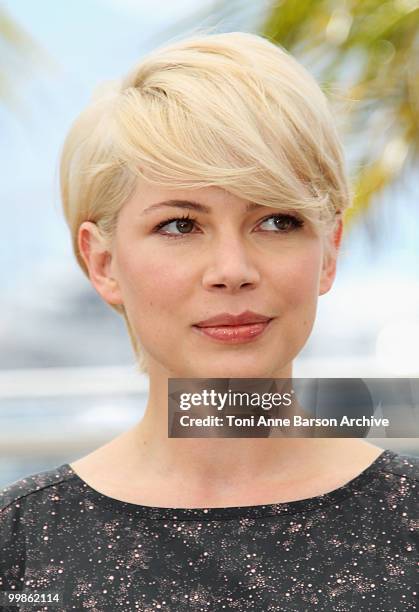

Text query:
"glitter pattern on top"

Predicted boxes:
[[0, 449, 418, 611]]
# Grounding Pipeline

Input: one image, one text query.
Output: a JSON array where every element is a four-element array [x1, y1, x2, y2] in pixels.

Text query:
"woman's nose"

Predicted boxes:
[[201, 237, 261, 292]]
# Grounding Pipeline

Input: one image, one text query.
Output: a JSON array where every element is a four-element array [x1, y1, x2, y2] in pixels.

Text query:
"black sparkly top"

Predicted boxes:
[[0, 449, 418, 611]]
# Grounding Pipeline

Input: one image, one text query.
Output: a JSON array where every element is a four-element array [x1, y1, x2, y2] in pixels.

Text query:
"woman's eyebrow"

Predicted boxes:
[[141, 199, 264, 216]]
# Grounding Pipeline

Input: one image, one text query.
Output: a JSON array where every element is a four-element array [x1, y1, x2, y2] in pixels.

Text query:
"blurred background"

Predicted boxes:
[[1, 0, 418, 488]]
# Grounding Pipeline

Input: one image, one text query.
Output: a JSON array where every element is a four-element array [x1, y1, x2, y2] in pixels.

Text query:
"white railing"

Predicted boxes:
[[0, 360, 417, 458], [0, 356, 403, 399]]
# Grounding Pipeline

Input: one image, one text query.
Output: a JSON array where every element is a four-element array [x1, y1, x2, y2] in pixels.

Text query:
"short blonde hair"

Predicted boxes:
[[59, 30, 351, 374]]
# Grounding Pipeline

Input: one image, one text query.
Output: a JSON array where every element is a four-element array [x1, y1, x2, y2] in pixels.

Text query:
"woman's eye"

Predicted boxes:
[[153, 212, 304, 238], [154, 214, 197, 236], [258, 214, 304, 232]]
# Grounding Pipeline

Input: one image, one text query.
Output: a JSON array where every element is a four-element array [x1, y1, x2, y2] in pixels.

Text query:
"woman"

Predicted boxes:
[[1, 31, 417, 611]]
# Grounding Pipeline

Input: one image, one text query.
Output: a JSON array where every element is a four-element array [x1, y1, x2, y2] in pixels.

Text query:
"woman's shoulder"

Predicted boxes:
[[0, 463, 74, 517], [375, 448, 419, 481], [358, 448, 418, 513], [0, 463, 77, 588], [366, 448, 419, 490]]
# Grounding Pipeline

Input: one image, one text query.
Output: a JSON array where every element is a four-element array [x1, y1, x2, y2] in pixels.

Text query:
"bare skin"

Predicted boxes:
[[71, 182, 384, 509], [70, 435, 383, 509]]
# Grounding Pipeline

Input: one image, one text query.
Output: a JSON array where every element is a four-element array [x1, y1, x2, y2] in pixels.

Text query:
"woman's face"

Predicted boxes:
[[81, 180, 341, 379]]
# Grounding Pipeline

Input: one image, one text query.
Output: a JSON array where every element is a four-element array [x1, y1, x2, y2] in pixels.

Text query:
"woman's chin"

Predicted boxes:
[[182, 362, 278, 380]]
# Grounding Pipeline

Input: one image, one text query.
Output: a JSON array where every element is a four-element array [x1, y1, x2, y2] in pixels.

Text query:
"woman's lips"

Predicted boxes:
[[192, 319, 273, 343]]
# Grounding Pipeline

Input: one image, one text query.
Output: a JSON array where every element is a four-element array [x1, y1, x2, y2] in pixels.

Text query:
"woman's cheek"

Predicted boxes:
[[290, 248, 322, 299], [272, 260, 319, 310], [120, 247, 170, 291]]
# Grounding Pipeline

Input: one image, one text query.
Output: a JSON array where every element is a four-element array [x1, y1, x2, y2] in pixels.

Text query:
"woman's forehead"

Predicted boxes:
[[123, 181, 290, 218]]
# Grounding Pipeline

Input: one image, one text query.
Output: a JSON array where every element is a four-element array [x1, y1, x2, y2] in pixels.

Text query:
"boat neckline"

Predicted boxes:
[[60, 448, 394, 521]]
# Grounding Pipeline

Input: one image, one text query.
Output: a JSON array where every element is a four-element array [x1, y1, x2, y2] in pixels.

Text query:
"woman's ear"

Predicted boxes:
[[318, 218, 343, 296], [78, 221, 124, 306]]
